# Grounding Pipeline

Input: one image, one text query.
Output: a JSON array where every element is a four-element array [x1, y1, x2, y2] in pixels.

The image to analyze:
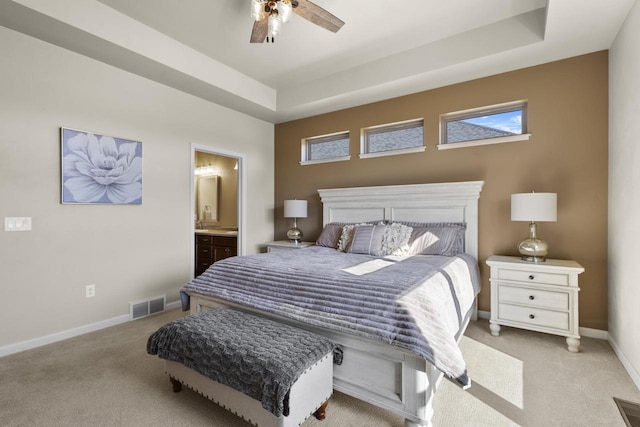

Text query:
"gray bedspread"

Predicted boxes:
[[181, 246, 480, 388], [147, 308, 336, 417]]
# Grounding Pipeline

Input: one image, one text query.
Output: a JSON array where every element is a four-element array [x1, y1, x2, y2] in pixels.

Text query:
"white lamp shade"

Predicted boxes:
[[284, 200, 307, 218], [511, 193, 557, 222]]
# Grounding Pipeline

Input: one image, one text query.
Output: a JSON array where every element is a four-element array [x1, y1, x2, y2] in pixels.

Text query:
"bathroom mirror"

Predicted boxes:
[[197, 175, 219, 223]]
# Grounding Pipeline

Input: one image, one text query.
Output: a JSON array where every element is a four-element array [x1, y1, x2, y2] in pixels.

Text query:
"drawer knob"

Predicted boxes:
[[529, 295, 535, 300], [528, 275, 534, 280], [529, 314, 535, 319]]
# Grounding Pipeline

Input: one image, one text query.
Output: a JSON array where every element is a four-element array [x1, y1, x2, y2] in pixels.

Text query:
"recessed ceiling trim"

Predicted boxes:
[[277, 9, 546, 112], [2, 0, 636, 124], [3, 0, 277, 115]]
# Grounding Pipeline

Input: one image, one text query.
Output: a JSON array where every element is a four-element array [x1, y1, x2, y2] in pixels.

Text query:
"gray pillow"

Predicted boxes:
[[337, 223, 367, 252], [347, 223, 413, 256], [315, 223, 344, 248], [346, 224, 386, 255], [336, 221, 383, 252], [394, 222, 466, 256]]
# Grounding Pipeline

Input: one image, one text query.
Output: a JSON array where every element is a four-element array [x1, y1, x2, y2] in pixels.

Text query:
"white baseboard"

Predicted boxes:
[[609, 336, 640, 391], [478, 310, 490, 320], [0, 314, 129, 358], [478, 310, 608, 340], [0, 300, 181, 358], [579, 326, 608, 340], [165, 300, 181, 311]]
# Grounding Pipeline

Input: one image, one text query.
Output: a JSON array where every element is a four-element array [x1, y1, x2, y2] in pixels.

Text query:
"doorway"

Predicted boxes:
[[190, 144, 245, 279]]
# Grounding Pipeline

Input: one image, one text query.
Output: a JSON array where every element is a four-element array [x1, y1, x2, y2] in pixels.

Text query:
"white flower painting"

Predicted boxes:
[[61, 128, 142, 204]]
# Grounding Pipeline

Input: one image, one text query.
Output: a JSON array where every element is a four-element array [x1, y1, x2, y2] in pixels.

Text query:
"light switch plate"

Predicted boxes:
[[4, 217, 32, 231]]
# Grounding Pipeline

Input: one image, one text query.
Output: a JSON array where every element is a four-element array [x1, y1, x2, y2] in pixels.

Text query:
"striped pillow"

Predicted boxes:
[[347, 223, 413, 256], [346, 224, 386, 255]]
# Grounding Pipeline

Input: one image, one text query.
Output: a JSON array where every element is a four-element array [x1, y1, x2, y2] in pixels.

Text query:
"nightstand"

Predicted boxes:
[[265, 240, 315, 252], [486, 255, 585, 352]]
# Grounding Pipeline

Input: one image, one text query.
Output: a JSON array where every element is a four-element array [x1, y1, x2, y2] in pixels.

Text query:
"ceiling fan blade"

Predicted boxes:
[[250, 19, 268, 43], [294, 0, 344, 33]]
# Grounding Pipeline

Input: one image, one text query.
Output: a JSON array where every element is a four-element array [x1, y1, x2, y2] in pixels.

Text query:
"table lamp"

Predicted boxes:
[[511, 192, 557, 262], [284, 199, 307, 243]]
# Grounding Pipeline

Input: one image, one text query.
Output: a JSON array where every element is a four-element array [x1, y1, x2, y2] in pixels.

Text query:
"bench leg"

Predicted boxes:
[[169, 377, 182, 393], [314, 400, 329, 420]]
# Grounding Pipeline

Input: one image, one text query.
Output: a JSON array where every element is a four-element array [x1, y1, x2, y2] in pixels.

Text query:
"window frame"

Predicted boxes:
[[438, 100, 531, 150], [300, 130, 351, 165], [359, 118, 425, 159]]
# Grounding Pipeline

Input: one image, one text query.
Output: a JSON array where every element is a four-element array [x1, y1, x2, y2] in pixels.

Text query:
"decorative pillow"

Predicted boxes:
[[315, 223, 345, 248], [394, 222, 466, 256], [347, 223, 413, 256], [382, 223, 413, 256], [337, 224, 363, 252], [346, 224, 386, 255]]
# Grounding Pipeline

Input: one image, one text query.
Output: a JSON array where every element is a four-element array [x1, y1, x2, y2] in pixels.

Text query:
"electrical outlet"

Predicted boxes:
[[85, 284, 96, 298]]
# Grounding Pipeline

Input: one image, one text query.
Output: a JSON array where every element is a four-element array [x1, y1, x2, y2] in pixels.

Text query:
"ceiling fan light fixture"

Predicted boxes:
[[250, 0, 267, 21], [278, 0, 293, 23], [268, 13, 282, 38], [249, 0, 343, 43]]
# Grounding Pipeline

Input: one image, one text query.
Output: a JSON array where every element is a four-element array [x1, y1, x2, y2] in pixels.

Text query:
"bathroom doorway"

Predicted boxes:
[[190, 144, 244, 278]]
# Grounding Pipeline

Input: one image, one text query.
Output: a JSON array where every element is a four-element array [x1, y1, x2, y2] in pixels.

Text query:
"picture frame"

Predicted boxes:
[[61, 127, 142, 204]]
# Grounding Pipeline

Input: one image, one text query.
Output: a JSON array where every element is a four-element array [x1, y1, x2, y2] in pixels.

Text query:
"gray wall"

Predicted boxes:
[[609, 0, 640, 389], [0, 26, 274, 349]]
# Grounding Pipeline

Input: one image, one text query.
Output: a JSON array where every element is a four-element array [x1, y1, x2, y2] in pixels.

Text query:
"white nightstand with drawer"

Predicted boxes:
[[486, 255, 585, 352]]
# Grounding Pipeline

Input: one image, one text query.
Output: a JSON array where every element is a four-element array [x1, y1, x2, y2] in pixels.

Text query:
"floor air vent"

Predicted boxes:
[[130, 295, 166, 320], [614, 397, 640, 427]]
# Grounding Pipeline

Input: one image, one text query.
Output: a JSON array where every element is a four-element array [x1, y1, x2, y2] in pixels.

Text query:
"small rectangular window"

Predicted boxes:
[[439, 101, 530, 149], [360, 119, 425, 159], [301, 131, 350, 165]]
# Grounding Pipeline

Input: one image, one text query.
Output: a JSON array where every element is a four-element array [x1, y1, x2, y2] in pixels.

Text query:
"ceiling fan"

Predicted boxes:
[[249, 0, 344, 43]]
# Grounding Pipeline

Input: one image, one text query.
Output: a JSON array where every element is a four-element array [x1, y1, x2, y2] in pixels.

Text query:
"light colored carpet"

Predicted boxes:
[[1, 308, 639, 427]]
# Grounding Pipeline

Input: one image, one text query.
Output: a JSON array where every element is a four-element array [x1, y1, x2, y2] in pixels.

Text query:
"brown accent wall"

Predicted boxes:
[[274, 51, 608, 331]]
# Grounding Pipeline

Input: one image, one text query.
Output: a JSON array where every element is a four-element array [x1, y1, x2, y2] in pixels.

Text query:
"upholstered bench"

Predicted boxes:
[[147, 308, 335, 427]]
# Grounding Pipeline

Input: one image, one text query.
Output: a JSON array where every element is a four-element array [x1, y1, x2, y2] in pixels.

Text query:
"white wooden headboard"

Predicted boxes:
[[317, 181, 484, 259]]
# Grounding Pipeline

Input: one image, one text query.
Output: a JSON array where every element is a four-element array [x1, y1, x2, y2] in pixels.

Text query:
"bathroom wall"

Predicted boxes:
[[195, 152, 239, 229]]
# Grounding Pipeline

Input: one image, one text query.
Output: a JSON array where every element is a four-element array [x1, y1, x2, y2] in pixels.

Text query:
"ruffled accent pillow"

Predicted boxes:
[[382, 223, 413, 256]]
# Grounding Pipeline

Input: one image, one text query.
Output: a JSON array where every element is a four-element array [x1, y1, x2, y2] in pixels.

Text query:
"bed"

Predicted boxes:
[[180, 180, 484, 427]]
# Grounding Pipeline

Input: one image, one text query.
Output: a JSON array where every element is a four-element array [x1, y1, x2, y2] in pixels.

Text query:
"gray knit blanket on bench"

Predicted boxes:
[[147, 308, 337, 417]]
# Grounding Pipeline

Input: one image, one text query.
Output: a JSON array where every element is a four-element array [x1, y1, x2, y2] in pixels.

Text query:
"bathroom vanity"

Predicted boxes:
[[195, 230, 238, 276]]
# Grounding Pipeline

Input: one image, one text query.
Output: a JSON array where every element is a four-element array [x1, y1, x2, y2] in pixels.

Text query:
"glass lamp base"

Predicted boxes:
[[518, 238, 548, 262], [287, 227, 303, 243], [518, 221, 549, 262], [521, 254, 547, 262]]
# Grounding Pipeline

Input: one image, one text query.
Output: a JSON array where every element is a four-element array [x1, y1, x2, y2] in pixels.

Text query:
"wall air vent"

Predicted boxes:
[[129, 295, 166, 320]]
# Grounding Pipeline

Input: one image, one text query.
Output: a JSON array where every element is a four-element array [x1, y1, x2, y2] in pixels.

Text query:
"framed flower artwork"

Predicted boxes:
[[61, 128, 143, 204]]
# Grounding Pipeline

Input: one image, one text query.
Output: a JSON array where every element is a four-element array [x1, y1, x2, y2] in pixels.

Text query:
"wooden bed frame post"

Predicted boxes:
[[169, 377, 182, 393], [313, 400, 328, 420]]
